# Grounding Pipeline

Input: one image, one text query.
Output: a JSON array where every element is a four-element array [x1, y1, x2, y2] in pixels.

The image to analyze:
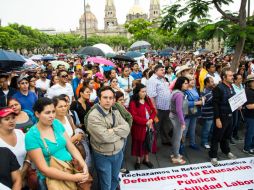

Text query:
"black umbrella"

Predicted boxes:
[[76, 46, 105, 57], [0, 49, 26, 71], [113, 55, 135, 62]]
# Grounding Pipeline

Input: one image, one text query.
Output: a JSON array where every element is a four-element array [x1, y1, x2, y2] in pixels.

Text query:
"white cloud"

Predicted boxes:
[[0, 0, 252, 31]]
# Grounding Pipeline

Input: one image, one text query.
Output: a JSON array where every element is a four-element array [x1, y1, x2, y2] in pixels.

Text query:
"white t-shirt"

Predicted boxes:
[[0, 129, 26, 168], [90, 89, 97, 102], [36, 78, 50, 91], [62, 116, 74, 137], [206, 72, 221, 85], [46, 83, 74, 101], [0, 183, 11, 190]]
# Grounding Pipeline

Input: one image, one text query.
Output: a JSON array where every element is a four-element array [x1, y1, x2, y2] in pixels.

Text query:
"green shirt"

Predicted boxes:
[[25, 119, 72, 179]]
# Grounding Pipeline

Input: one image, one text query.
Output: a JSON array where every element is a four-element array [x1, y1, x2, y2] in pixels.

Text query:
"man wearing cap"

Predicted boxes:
[[12, 75, 38, 112], [147, 64, 172, 145], [243, 74, 254, 155], [209, 67, 237, 165], [0, 74, 16, 107], [35, 70, 50, 94]]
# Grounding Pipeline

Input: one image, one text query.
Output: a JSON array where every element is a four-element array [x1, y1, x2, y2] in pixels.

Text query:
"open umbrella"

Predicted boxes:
[[50, 60, 70, 69], [93, 43, 114, 54], [0, 49, 26, 71], [86, 57, 115, 67], [130, 41, 151, 50], [30, 54, 43, 60], [23, 59, 39, 69], [113, 55, 135, 62], [106, 53, 116, 58], [42, 55, 56, 61], [76, 46, 105, 57], [125, 51, 143, 58]]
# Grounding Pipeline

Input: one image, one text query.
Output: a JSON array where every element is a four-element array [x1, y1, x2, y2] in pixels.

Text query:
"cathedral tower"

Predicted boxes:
[[104, 0, 118, 30], [149, 0, 160, 21]]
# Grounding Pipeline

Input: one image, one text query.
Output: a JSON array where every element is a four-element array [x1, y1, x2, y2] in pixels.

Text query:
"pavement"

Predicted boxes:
[[92, 121, 253, 189]]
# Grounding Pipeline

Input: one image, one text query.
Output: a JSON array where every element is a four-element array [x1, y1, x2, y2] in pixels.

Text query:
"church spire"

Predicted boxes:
[[104, 0, 118, 30], [149, 0, 160, 21]]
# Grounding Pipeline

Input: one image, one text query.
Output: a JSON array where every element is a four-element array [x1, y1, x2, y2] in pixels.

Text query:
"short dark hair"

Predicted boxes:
[[220, 67, 232, 80], [52, 96, 67, 107], [97, 86, 115, 99], [79, 86, 91, 98], [33, 97, 53, 113], [173, 77, 189, 90], [115, 91, 124, 102], [206, 62, 214, 70], [233, 73, 242, 81], [154, 64, 164, 72], [0, 74, 8, 79], [204, 77, 211, 86]]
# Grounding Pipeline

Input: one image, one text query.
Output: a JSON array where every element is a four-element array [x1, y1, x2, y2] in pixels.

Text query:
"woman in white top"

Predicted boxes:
[[0, 107, 28, 186], [118, 66, 134, 107], [53, 96, 84, 142]]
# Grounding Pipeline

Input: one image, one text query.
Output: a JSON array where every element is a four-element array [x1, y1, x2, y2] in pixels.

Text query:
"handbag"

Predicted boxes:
[[72, 159, 93, 190], [143, 126, 154, 152], [66, 115, 87, 160], [41, 128, 92, 190]]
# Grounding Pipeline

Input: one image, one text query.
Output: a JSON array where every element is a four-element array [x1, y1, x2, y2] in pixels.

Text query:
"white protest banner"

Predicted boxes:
[[119, 157, 254, 190], [228, 89, 247, 112]]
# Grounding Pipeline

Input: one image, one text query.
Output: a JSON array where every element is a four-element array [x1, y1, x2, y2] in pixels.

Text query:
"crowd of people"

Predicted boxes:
[[0, 51, 254, 190]]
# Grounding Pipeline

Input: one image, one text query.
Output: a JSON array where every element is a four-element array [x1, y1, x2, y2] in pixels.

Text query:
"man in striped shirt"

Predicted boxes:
[[201, 77, 215, 149], [147, 64, 172, 145]]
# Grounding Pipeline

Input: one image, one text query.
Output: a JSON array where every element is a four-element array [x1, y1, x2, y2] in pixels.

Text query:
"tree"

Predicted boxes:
[[125, 18, 153, 41], [161, 0, 250, 72]]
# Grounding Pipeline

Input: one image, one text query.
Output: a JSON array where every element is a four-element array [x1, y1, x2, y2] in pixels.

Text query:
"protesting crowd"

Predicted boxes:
[[0, 51, 254, 190]]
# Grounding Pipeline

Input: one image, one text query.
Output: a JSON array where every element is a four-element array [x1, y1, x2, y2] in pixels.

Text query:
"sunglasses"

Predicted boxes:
[[61, 75, 68, 78], [20, 82, 28, 85]]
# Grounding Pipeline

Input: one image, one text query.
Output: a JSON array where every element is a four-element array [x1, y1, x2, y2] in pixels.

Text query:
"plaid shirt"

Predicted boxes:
[[147, 74, 171, 110]]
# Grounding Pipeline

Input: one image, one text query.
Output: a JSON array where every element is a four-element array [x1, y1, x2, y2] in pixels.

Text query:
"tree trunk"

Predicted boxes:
[[231, 0, 247, 72]]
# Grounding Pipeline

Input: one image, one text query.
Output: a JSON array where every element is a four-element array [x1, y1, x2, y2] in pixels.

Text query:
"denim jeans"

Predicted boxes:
[[201, 119, 214, 146], [170, 113, 184, 157], [93, 150, 123, 190], [244, 118, 254, 151], [121, 138, 127, 168], [232, 110, 241, 137], [183, 116, 198, 145]]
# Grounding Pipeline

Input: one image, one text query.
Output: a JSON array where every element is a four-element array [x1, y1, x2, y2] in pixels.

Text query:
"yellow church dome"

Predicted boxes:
[[128, 4, 146, 15]]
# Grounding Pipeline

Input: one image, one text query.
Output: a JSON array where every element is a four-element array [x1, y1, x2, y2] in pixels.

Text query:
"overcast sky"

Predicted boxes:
[[0, 0, 253, 31]]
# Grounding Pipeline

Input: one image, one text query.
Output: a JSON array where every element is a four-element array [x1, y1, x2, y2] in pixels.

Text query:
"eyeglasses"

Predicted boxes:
[[61, 75, 68, 78]]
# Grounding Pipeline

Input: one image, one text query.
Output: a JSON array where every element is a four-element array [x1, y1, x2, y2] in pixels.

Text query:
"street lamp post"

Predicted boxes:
[[84, 0, 87, 46]]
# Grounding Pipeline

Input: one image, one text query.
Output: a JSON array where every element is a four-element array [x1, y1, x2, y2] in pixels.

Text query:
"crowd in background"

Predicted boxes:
[[0, 51, 254, 190]]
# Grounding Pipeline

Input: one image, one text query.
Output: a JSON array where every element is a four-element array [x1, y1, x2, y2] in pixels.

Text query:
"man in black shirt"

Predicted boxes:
[[209, 67, 237, 165], [243, 74, 254, 155], [0, 74, 16, 107], [0, 147, 22, 190]]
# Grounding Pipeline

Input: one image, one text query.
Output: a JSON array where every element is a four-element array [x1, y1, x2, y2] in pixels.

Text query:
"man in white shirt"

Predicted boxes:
[[46, 70, 74, 101], [35, 70, 50, 94], [206, 62, 221, 86]]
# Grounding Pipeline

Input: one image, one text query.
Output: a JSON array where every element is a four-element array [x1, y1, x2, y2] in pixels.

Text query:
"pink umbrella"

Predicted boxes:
[[86, 57, 115, 67]]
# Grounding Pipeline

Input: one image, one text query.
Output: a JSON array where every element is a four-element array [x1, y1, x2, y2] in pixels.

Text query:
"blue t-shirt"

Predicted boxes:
[[12, 91, 38, 112], [25, 119, 72, 179], [130, 71, 142, 80]]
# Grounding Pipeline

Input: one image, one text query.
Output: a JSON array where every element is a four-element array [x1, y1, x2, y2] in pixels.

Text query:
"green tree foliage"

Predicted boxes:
[[0, 23, 130, 53], [160, 0, 252, 71]]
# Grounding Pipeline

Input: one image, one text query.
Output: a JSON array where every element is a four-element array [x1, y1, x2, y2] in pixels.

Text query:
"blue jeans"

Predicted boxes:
[[121, 138, 127, 168], [201, 119, 214, 145], [93, 150, 123, 190], [183, 116, 197, 145], [244, 118, 254, 151]]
